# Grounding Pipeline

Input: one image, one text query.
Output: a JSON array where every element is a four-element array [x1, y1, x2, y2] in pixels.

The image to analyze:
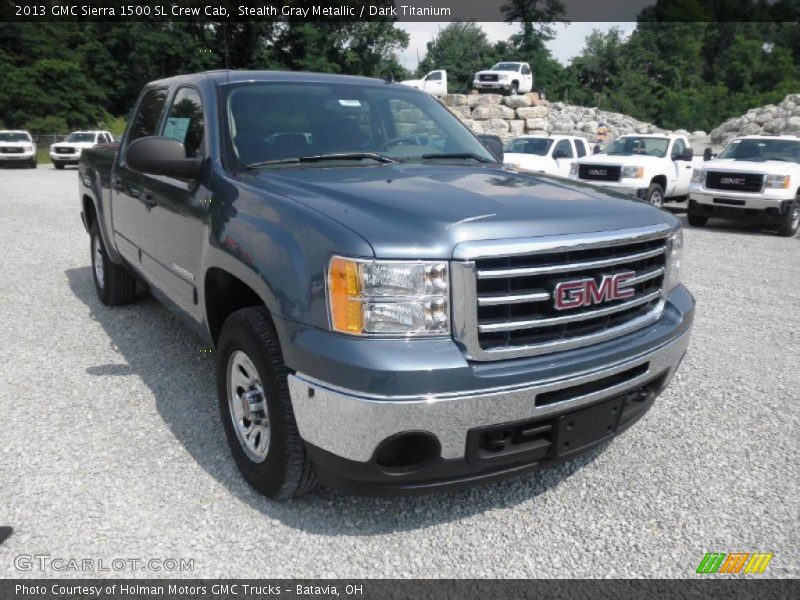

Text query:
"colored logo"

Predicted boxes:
[[696, 552, 773, 574], [554, 271, 636, 311]]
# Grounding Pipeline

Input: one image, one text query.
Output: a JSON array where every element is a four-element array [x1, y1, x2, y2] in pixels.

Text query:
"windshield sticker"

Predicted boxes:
[[163, 117, 191, 143]]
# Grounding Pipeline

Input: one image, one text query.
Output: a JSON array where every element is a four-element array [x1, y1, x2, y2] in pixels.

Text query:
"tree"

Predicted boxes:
[[417, 23, 495, 92]]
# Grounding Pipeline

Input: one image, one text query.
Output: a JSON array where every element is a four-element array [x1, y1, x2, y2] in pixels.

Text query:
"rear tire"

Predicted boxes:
[[687, 214, 708, 227], [216, 307, 317, 500], [645, 182, 665, 207], [90, 222, 137, 306], [777, 200, 799, 237], [54, 163, 64, 170]]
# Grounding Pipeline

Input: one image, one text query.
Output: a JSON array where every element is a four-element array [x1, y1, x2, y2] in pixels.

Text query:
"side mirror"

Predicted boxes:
[[553, 150, 570, 159], [703, 147, 713, 161], [125, 136, 202, 179], [593, 144, 601, 154], [477, 134, 503, 162], [675, 147, 694, 161]]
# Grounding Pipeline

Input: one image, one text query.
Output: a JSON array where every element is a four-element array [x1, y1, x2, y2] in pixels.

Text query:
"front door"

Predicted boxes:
[[139, 86, 209, 320], [112, 87, 169, 262], [671, 138, 694, 196]]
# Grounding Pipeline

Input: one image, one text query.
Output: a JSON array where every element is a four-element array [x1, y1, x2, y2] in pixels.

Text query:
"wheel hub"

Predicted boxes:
[[227, 350, 270, 463]]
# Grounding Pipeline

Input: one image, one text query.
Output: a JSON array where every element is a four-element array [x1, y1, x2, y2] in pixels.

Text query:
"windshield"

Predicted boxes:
[[66, 133, 96, 143], [0, 132, 31, 142], [717, 138, 800, 163], [604, 136, 669, 158], [491, 63, 520, 72], [505, 138, 552, 156], [224, 82, 494, 169]]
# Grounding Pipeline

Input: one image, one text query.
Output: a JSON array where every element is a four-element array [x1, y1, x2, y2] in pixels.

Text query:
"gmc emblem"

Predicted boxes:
[[720, 177, 746, 185], [588, 169, 607, 176], [554, 271, 636, 310]]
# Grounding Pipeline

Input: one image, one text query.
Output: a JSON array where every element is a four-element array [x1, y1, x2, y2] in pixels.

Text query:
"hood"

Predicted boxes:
[[0, 142, 30, 148], [51, 141, 93, 148], [504, 153, 555, 171], [702, 158, 796, 175], [240, 164, 672, 259], [399, 79, 422, 88], [578, 153, 665, 166]]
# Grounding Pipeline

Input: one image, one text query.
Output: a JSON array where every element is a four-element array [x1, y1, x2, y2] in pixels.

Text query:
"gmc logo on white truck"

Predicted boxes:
[[554, 271, 636, 310]]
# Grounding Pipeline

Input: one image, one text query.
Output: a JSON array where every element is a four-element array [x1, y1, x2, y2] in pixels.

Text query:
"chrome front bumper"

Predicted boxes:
[[289, 329, 691, 463]]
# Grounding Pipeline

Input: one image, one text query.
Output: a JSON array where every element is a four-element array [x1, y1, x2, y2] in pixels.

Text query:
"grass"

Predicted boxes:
[[36, 148, 51, 165]]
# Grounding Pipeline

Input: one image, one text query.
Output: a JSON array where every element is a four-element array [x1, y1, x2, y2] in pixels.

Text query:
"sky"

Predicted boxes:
[[396, 22, 636, 72]]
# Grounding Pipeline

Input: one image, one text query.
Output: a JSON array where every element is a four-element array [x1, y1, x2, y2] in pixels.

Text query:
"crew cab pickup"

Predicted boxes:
[[50, 130, 114, 169], [79, 71, 694, 499], [400, 70, 447, 97], [570, 134, 702, 207], [0, 130, 37, 168], [688, 135, 800, 236], [473, 62, 533, 95], [504, 135, 590, 178]]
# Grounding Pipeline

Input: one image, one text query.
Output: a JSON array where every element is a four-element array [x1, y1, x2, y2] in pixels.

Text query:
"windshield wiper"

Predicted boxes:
[[247, 152, 396, 168], [418, 152, 493, 163]]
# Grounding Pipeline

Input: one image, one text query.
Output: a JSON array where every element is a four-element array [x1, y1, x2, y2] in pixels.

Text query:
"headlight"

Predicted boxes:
[[569, 162, 579, 177], [327, 256, 449, 336], [498, 73, 510, 80], [766, 174, 790, 189], [621, 165, 644, 179], [691, 168, 705, 184], [23, 144, 33, 151], [665, 229, 683, 291]]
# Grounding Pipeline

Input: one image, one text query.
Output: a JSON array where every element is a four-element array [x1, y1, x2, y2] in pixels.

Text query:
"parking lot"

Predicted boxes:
[[0, 167, 797, 578]]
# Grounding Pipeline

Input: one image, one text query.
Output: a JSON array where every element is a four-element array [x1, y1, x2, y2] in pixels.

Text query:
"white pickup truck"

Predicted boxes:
[[50, 130, 115, 169], [472, 62, 533, 96], [503, 135, 590, 178], [400, 70, 447, 97], [569, 134, 702, 207], [0, 130, 37, 168], [688, 135, 800, 236]]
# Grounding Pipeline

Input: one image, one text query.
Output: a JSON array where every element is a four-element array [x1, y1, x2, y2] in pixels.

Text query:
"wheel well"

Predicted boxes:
[[650, 175, 667, 190], [205, 268, 264, 344], [82, 195, 97, 230]]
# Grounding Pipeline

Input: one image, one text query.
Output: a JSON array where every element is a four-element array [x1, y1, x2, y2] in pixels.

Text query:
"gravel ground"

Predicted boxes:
[[0, 167, 797, 579]]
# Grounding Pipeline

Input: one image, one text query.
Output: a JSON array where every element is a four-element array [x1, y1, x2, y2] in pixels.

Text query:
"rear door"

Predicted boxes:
[[112, 87, 169, 262], [140, 86, 209, 318]]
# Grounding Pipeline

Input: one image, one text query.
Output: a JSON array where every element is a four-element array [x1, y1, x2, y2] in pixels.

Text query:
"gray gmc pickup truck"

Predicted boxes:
[[79, 71, 694, 499]]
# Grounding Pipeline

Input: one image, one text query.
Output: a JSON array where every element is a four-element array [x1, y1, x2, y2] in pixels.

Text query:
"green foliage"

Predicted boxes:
[[0, 16, 409, 128], [24, 115, 68, 134], [418, 23, 496, 92]]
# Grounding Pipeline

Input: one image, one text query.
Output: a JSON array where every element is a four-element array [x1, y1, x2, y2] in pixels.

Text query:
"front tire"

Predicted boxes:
[[777, 200, 799, 237], [509, 82, 519, 96], [29, 160, 37, 169], [688, 214, 708, 227], [645, 182, 665, 208], [54, 163, 64, 170], [216, 307, 316, 500], [90, 223, 136, 306]]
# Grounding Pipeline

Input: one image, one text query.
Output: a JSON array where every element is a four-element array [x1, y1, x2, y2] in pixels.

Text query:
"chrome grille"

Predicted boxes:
[[452, 225, 673, 361]]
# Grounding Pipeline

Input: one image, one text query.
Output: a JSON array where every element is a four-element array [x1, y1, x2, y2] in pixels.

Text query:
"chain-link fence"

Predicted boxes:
[[31, 133, 69, 148]]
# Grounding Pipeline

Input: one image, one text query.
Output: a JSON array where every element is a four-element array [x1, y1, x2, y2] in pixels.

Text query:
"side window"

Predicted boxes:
[[522, 65, 531, 75], [128, 88, 168, 143], [575, 139, 587, 157], [426, 71, 442, 81], [163, 87, 205, 157], [553, 139, 574, 158], [672, 138, 685, 158]]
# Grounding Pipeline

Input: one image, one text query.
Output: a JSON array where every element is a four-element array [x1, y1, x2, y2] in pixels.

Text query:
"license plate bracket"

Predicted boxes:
[[553, 396, 624, 456]]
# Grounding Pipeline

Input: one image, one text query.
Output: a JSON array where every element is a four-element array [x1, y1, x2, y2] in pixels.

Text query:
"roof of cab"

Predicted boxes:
[[146, 70, 393, 89]]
